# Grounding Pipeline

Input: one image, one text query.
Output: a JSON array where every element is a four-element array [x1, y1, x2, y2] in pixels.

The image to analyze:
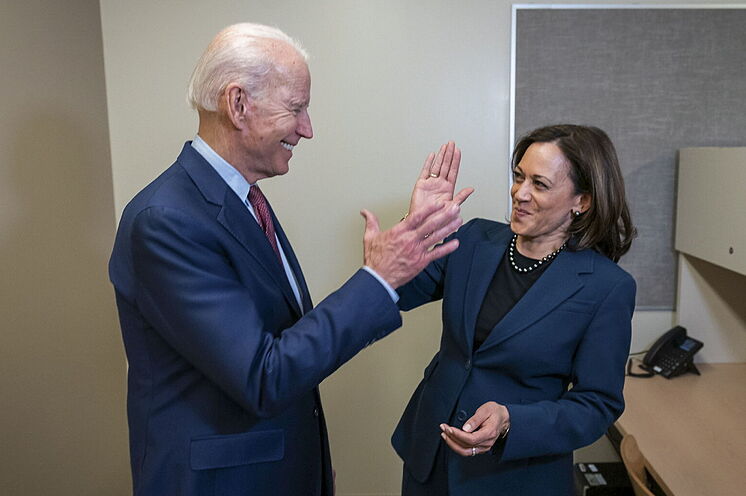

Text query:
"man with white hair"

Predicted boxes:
[[109, 23, 466, 495]]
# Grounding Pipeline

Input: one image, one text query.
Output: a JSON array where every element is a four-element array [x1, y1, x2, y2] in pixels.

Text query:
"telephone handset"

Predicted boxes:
[[630, 326, 703, 379]]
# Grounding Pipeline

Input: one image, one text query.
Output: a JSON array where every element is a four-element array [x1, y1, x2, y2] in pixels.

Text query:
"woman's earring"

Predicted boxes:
[[573, 210, 581, 217]]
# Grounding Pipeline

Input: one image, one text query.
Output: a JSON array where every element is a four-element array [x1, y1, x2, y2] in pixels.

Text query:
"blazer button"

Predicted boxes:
[[456, 410, 468, 422], [313, 407, 319, 417], [464, 359, 472, 370]]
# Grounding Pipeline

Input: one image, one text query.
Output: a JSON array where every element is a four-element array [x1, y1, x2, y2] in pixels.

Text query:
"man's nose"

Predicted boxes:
[[298, 109, 313, 139]]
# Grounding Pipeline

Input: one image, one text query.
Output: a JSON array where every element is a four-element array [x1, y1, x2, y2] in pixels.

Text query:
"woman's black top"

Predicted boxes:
[[473, 244, 556, 351]]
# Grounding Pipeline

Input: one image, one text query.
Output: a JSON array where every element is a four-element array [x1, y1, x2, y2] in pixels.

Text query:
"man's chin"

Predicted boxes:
[[265, 163, 290, 178]]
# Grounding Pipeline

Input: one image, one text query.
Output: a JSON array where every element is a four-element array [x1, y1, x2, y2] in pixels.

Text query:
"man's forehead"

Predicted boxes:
[[261, 38, 306, 66]]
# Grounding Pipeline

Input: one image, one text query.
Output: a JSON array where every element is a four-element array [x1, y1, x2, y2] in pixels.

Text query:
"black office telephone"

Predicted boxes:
[[629, 326, 703, 379]]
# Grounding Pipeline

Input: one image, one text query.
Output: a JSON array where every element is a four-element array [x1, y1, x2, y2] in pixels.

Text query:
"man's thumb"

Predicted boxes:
[[360, 209, 380, 236]]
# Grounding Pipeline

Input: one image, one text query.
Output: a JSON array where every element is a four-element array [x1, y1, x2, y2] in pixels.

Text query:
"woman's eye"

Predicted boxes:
[[535, 180, 547, 189], [513, 171, 524, 181]]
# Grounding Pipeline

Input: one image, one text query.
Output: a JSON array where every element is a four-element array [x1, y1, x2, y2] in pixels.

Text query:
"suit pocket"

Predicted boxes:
[[191, 430, 284, 470]]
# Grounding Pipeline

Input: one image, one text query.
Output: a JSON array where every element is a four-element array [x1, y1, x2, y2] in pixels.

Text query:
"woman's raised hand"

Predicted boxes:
[[408, 141, 474, 216]]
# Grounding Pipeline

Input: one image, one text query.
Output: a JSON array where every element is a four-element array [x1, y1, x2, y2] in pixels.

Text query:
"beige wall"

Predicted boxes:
[[98, 1, 742, 494], [0, 1, 699, 495], [0, 0, 129, 495]]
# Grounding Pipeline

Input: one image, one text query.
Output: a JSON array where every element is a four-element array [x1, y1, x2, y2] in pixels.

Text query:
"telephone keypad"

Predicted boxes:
[[659, 348, 691, 376]]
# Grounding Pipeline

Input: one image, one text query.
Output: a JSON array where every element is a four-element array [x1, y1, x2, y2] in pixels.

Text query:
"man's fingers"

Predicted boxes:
[[453, 187, 475, 206], [418, 213, 462, 248], [360, 209, 380, 237], [425, 239, 460, 262], [414, 203, 460, 239], [404, 200, 445, 228]]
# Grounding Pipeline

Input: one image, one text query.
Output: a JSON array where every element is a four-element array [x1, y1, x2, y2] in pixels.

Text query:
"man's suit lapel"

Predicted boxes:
[[178, 144, 303, 318], [218, 192, 303, 317], [476, 248, 592, 354], [272, 211, 313, 313], [461, 227, 512, 352]]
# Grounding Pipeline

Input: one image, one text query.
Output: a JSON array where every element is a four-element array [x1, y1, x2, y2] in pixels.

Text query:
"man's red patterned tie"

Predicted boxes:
[[248, 185, 281, 262]]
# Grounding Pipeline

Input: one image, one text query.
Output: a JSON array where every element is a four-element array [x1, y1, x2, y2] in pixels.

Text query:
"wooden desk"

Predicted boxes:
[[616, 362, 746, 496]]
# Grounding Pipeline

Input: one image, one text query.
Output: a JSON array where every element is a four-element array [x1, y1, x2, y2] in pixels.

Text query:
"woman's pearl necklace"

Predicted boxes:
[[509, 234, 566, 273]]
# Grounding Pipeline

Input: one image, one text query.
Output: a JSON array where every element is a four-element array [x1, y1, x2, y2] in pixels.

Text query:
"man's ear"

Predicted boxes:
[[224, 84, 249, 130]]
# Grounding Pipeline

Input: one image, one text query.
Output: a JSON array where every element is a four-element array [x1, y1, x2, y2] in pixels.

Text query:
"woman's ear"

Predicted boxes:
[[578, 193, 591, 214]]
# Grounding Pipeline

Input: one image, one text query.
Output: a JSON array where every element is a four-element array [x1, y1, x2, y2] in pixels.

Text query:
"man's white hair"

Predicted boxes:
[[187, 23, 308, 112]]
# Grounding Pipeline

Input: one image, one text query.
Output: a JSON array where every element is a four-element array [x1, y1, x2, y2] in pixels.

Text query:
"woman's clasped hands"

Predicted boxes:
[[440, 401, 511, 457]]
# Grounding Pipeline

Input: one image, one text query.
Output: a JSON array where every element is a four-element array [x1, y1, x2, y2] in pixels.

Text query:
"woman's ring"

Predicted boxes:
[[429, 173, 438, 178], [471, 446, 476, 457]]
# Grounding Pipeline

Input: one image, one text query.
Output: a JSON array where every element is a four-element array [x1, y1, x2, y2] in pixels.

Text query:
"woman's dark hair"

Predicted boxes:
[[511, 124, 636, 262]]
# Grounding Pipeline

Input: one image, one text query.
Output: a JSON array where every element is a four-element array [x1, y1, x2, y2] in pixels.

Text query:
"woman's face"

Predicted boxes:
[[510, 142, 589, 244]]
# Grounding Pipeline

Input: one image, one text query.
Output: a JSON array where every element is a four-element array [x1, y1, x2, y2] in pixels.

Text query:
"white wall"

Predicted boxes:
[[99, 1, 742, 494]]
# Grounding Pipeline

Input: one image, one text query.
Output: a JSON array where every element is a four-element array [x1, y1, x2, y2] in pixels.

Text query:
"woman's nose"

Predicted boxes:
[[512, 182, 531, 201]]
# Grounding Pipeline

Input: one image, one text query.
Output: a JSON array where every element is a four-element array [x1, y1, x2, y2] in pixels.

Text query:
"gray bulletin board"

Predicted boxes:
[[512, 5, 746, 309]]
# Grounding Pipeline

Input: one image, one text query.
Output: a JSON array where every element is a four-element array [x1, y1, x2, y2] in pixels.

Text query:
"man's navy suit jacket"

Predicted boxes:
[[392, 219, 635, 496], [110, 143, 402, 495]]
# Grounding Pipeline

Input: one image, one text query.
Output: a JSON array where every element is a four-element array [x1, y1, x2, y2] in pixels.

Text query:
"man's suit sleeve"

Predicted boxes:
[[499, 272, 636, 461], [130, 206, 402, 417]]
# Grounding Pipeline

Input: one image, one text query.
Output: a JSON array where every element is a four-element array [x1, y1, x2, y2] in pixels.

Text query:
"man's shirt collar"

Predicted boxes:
[[191, 135, 253, 200]]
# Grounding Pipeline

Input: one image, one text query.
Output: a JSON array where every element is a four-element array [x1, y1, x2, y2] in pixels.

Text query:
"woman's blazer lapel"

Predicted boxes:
[[476, 248, 594, 354], [460, 226, 512, 352]]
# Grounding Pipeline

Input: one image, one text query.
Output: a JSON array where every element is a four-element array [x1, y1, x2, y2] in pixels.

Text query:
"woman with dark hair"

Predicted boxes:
[[393, 125, 637, 495]]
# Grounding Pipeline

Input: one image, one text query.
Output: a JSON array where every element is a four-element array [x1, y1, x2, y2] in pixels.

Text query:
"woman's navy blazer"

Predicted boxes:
[[392, 219, 635, 496]]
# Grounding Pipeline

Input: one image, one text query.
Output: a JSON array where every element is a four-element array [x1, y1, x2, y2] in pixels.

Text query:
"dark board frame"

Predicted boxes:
[[511, 4, 746, 309]]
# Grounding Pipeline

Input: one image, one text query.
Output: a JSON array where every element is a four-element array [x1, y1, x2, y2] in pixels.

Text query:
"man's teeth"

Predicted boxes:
[[281, 141, 294, 151]]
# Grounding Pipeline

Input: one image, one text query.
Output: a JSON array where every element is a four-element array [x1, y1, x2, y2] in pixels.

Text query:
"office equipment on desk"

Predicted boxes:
[[574, 461, 634, 496], [627, 326, 703, 379], [616, 362, 746, 496]]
